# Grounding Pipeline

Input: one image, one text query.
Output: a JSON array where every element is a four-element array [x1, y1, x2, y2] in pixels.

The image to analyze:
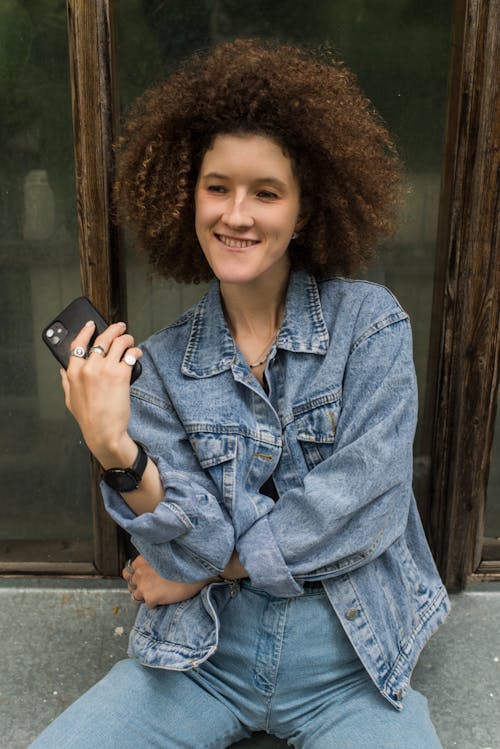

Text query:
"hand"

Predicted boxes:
[[60, 320, 143, 462], [122, 555, 217, 609], [223, 550, 248, 579]]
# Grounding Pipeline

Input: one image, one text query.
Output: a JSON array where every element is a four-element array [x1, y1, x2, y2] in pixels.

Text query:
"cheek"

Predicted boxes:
[[194, 204, 215, 256], [195, 199, 218, 232], [273, 208, 300, 241]]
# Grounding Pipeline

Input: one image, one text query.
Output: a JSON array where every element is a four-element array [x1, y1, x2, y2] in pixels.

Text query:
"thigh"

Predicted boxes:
[[29, 658, 250, 749], [291, 684, 442, 749]]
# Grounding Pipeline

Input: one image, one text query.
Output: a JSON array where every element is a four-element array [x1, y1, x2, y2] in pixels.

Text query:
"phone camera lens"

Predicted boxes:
[[52, 335, 60, 344], [46, 328, 54, 338]]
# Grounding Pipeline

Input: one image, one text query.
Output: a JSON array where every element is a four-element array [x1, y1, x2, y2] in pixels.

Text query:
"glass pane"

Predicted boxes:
[[0, 0, 93, 564], [485, 405, 500, 538], [118, 0, 453, 499]]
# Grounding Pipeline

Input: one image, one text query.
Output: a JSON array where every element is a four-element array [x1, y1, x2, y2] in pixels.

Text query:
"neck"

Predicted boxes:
[[220, 270, 290, 339]]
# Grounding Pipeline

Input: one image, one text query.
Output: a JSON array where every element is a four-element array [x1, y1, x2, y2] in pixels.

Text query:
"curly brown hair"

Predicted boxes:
[[114, 39, 402, 282]]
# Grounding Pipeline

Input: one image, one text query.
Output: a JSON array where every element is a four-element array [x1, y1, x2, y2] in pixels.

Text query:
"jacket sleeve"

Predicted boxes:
[[100, 349, 235, 582], [236, 314, 419, 597]]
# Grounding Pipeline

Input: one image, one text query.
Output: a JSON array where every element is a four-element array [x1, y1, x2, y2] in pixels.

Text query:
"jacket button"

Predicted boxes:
[[345, 607, 360, 620]]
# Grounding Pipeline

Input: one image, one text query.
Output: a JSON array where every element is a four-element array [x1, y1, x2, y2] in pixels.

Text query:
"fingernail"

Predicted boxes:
[[118, 321, 127, 328], [85, 320, 95, 327]]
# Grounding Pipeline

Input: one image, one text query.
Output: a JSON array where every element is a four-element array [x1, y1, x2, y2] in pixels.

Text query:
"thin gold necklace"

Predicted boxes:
[[248, 329, 279, 368]]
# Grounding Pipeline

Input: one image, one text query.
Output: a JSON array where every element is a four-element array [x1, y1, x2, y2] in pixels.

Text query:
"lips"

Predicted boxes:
[[215, 233, 259, 249]]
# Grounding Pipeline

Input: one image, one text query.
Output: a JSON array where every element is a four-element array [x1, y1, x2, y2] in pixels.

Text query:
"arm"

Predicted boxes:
[[100, 345, 238, 581], [122, 551, 246, 609], [236, 315, 418, 597], [62, 322, 235, 582]]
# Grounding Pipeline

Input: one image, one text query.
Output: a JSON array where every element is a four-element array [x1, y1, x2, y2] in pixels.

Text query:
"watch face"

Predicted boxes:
[[103, 468, 140, 492]]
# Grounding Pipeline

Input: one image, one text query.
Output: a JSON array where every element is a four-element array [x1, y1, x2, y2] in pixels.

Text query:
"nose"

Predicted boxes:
[[221, 194, 254, 230]]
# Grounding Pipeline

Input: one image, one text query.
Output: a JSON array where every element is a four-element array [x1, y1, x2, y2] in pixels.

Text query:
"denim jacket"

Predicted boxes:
[[101, 270, 450, 710]]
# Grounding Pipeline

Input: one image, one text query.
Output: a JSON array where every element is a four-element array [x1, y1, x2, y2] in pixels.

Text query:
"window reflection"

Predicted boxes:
[[0, 0, 92, 564]]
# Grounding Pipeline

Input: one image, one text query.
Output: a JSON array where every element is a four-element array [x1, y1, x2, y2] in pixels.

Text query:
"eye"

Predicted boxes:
[[257, 190, 279, 200], [206, 184, 227, 194]]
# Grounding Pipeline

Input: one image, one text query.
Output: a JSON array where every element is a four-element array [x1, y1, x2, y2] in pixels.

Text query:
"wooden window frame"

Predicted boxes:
[[422, 0, 500, 590], [57, 0, 500, 582], [66, 0, 126, 575]]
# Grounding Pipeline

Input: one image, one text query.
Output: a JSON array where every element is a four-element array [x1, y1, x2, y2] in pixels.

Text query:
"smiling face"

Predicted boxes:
[[194, 133, 303, 291]]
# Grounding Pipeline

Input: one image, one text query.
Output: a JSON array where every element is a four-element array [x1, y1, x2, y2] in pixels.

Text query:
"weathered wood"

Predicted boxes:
[[425, 0, 500, 590], [67, 0, 125, 575], [469, 570, 500, 583], [67, 0, 122, 317], [473, 539, 500, 581], [0, 563, 96, 575], [480, 538, 500, 562]]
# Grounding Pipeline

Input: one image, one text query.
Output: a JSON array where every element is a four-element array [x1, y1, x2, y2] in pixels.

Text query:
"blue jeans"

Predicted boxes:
[[30, 583, 442, 748]]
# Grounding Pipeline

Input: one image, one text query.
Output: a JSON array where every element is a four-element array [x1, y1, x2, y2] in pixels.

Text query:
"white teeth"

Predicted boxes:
[[217, 234, 257, 249]]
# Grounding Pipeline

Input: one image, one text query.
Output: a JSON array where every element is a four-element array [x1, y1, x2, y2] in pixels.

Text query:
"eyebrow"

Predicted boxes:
[[200, 172, 288, 191]]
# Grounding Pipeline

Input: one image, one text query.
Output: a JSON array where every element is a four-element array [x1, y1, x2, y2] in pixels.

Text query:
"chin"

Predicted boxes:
[[215, 270, 261, 286], [206, 258, 262, 286]]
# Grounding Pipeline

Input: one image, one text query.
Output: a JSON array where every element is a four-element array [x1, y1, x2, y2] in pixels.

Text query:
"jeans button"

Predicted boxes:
[[345, 607, 360, 621]]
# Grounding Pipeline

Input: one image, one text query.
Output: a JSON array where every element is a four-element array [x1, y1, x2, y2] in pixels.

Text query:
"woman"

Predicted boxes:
[[31, 40, 449, 748]]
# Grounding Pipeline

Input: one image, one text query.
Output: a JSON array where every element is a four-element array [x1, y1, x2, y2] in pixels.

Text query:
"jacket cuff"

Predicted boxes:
[[100, 477, 191, 543], [236, 516, 303, 597], [100, 468, 232, 546]]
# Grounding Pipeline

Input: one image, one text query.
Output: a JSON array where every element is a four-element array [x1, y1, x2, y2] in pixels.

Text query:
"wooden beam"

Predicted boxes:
[[427, 0, 500, 590], [66, 0, 125, 575], [0, 563, 97, 575]]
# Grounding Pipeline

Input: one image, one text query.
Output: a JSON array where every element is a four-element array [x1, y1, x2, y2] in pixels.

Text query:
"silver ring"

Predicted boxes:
[[124, 559, 134, 576], [128, 580, 137, 592], [124, 353, 137, 367], [70, 346, 86, 358], [131, 592, 142, 603], [89, 345, 106, 356]]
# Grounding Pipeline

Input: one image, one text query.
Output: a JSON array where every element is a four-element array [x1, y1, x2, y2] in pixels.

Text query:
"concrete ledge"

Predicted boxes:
[[1, 579, 499, 748]]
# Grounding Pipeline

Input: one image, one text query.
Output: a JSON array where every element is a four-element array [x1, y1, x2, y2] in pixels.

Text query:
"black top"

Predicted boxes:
[[260, 475, 279, 502]]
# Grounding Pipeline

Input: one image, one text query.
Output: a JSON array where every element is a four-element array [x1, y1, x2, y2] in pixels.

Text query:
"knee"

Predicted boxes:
[[106, 658, 155, 693]]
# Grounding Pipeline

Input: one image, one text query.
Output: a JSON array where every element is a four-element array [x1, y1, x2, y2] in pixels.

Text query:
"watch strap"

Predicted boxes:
[[129, 441, 148, 477], [101, 441, 148, 492]]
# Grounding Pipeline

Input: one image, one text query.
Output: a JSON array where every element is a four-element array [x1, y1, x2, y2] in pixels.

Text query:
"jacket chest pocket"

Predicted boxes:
[[189, 431, 238, 510], [293, 391, 341, 472]]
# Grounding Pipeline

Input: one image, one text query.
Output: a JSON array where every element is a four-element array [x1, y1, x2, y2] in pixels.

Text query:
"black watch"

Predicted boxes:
[[101, 442, 148, 492]]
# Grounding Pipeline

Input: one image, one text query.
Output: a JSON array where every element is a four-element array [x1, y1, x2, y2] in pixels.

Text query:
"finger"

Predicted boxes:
[[66, 320, 96, 366], [120, 347, 143, 372], [103, 334, 136, 362], [60, 367, 69, 393], [60, 369, 71, 409], [122, 558, 135, 580], [130, 556, 149, 577], [85, 321, 127, 356]]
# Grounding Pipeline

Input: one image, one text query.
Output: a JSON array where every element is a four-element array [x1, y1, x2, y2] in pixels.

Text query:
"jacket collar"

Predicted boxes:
[[181, 270, 329, 379]]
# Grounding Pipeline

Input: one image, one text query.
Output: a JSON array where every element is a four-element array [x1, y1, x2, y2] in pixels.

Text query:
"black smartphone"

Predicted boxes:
[[41, 296, 142, 384]]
